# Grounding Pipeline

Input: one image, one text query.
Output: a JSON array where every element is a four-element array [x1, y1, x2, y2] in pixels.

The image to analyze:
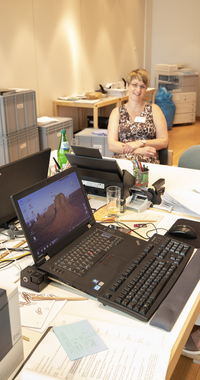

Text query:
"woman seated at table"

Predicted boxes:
[[107, 68, 168, 164]]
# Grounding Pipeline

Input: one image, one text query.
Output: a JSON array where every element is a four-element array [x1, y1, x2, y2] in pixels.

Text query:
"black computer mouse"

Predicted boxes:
[[168, 224, 197, 239]]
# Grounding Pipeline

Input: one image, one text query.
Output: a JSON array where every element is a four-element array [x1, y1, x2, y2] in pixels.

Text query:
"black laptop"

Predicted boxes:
[[11, 165, 146, 296], [0, 148, 51, 228], [11, 165, 195, 322]]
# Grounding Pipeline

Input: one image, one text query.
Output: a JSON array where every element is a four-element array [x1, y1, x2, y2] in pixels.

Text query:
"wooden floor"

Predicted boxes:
[[168, 119, 200, 166], [167, 119, 200, 379], [170, 355, 200, 380]]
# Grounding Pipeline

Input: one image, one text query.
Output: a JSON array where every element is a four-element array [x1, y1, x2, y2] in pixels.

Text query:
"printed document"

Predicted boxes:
[[16, 327, 170, 380]]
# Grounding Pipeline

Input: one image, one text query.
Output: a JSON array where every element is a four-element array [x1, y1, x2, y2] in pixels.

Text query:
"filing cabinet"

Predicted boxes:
[[172, 92, 196, 124]]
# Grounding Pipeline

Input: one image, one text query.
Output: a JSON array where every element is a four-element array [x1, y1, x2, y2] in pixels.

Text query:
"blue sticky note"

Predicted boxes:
[[53, 319, 108, 361]]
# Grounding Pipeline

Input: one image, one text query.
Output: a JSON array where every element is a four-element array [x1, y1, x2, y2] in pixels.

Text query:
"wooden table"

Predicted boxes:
[[53, 96, 120, 129], [53, 88, 156, 129]]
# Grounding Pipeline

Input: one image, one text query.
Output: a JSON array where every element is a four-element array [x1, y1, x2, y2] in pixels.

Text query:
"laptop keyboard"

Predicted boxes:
[[98, 234, 194, 322], [52, 229, 123, 276]]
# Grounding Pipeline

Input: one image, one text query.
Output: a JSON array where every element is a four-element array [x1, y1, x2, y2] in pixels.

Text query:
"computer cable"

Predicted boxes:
[[102, 219, 157, 241], [0, 227, 24, 240], [0, 252, 31, 270], [0, 247, 29, 251], [146, 227, 168, 238]]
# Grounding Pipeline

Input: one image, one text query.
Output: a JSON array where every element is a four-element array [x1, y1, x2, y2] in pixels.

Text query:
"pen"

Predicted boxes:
[[53, 157, 61, 171], [119, 219, 156, 223], [22, 335, 30, 342], [134, 223, 147, 227], [31, 296, 87, 301], [135, 158, 140, 170], [138, 161, 143, 171]]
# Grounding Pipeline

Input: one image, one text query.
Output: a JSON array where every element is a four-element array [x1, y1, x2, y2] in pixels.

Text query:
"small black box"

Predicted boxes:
[[20, 265, 50, 292]]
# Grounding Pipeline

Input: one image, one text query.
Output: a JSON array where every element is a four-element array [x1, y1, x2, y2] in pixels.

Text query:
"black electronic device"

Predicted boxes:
[[11, 166, 195, 322], [0, 148, 51, 228], [20, 265, 50, 292], [165, 218, 200, 248], [168, 224, 197, 239], [65, 153, 135, 199], [71, 145, 102, 159]]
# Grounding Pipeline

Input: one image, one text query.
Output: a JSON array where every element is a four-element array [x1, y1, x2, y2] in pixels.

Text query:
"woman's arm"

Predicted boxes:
[[132, 104, 168, 156], [107, 108, 143, 154], [142, 104, 168, 150]]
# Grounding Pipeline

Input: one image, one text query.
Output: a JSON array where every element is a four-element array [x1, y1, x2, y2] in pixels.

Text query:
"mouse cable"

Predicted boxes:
[[102, 219, 152, 241], [115, 221, 161, 240], [146, 227, 168, 238]]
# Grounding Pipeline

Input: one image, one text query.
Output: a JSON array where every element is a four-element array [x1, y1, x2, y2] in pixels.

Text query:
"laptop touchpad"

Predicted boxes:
[[100, 255, 126, 271]]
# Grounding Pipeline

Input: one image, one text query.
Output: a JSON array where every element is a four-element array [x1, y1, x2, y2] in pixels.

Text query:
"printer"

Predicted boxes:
[[0, 278, 24, 379], [65, 153, 135, 199], [154, 63, 199, 124]]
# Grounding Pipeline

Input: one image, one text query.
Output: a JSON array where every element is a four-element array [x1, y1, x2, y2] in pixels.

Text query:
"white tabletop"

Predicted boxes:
[[4, 161, 200, 380]]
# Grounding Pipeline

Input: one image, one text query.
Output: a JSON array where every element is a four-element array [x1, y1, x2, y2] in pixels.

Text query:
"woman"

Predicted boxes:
[[107, 68, 168, 163]]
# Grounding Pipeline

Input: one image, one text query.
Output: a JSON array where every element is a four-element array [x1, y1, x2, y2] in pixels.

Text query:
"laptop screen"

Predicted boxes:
[[12, 167, 95, 265], [0, 148, 51, 228]]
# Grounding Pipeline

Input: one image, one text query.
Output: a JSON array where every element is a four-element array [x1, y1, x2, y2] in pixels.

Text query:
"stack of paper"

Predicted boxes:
[[15, 317, 170, 380], [161, 190, 200, 217]]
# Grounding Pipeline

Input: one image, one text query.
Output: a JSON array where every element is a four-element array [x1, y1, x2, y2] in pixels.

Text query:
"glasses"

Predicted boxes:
[[130, 83, 146, 90]]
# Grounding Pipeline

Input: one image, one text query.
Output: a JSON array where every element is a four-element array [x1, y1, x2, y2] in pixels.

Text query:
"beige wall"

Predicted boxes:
[[0, 0, 145, 125], [149, 0, 200, 116]]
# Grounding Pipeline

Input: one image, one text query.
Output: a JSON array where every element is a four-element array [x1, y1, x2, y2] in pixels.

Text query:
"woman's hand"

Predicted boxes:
[[122, 141, 143, 154], [134, 146, 156, 157]]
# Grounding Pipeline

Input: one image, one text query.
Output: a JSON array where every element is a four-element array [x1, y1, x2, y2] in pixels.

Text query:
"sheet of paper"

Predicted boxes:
[[89, 198, 106, 213], [37, 117, 58, 123], [53, 320, 108, 360], [32, 301, 66, 333], [21, 369, 55, 380], [161, 190, 200, 217], [16, 329, 170, 380], [19, 291, 66, 331], [75, 99, 100, 103], [19, 295, 55, 329], [54, 314, 165, 349], [119, 210, 164, 238]]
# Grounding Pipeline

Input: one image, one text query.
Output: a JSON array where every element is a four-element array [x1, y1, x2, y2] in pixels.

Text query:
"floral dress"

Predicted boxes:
[[114, 103, 159, 163]]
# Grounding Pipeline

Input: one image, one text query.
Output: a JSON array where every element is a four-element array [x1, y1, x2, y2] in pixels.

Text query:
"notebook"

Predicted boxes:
[[11, 165, 146, 298]]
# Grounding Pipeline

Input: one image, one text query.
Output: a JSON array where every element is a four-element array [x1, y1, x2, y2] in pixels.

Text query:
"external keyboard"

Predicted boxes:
[[52, 229, 123, 276], [98, 234, 194, 322]]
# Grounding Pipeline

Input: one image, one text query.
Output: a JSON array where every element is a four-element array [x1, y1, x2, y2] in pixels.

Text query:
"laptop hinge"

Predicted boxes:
[[36, 257, 46, 266]]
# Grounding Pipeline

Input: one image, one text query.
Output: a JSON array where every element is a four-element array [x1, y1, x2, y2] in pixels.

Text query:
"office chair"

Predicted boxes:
[[178, 145, 200, 170], [159, 146, 173, 166]]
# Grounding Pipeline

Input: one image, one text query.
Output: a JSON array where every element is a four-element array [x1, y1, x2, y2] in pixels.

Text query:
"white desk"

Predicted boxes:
[[4, 163, 200, 380]]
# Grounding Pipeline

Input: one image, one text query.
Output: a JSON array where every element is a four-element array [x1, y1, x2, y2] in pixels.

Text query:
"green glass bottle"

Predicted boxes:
[[57, 129, 70, 170]]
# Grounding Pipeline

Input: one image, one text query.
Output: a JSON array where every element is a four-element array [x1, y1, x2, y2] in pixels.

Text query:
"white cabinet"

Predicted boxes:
[[172, 92, 196, 124]]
